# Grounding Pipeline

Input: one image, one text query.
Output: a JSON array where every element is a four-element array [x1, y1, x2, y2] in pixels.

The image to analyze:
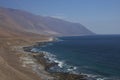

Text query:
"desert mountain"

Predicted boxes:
[[0, 7, 94, 37]]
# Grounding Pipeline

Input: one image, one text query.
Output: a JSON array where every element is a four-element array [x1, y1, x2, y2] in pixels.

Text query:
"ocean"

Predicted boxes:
[[33, 35, 120, 80]]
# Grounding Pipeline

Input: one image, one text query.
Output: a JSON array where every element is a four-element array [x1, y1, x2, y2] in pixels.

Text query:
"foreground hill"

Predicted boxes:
[[0, 7, 94, 37]]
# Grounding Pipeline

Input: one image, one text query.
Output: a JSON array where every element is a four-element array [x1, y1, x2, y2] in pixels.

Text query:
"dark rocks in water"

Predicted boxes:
[[31, 53, 87, 80], [23, 46, 33, 52], [52, 72, 87, 80], [32, 53, 58, 71], [36, 42, 49, 46], [23, 42, 49, 52], [23, 43, 88, 80]]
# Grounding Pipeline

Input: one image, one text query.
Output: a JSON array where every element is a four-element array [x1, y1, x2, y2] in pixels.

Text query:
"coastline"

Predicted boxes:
[[0, 35, 120, 80], [0, 37, 56, 80], [0, 37, 88, 80], [17, 46, 54, 80], [0, 37, 46, 80], [20, 38, 88, 80], [14, 37, 56, 80]]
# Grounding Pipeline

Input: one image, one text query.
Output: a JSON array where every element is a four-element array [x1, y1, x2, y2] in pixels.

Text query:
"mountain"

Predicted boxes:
[[0, 7, 94, 37]]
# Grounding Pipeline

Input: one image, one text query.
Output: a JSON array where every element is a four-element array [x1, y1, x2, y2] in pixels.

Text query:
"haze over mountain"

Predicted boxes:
[[0, 7, 94, 37]]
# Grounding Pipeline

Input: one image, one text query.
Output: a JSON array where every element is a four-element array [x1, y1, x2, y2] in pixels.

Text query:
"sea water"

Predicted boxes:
[[35, 35, 120, 80]]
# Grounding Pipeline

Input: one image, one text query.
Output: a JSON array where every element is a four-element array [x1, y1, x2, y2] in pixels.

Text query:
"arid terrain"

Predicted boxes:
[[0, 33, 50, 80], [0, 7, 94, 36], [0, 7, 94, 80]]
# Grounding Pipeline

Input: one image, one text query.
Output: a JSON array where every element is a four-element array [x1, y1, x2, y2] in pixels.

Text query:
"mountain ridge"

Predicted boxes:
[[0, 7, 94, 37]]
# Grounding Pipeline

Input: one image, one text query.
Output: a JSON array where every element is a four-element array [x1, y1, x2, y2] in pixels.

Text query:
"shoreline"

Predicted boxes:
[[18, 47, 54, 80], [14, 38, 56, 80], [1, 36, 120, 80], [20, 40, 88, 80], [0, 37, 101, 80], [0, 37, 51, 80]]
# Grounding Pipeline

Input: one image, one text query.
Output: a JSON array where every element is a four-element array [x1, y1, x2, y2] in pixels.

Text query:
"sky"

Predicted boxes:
[[0, 0, 120, 34]]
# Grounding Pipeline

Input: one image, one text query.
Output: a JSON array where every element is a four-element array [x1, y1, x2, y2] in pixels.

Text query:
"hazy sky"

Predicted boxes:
[[0, 0, 120, 34]]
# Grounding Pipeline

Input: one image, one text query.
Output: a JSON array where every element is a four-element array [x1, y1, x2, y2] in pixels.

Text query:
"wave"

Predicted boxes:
[[38, 51, 108, 80], [31, 48, 39, 52], [32, 40, 120, 80], [37, 50, 120, 80], [25, 37, 120, 80], [37, 50, 78, 74], [54, 37, 64, 42]]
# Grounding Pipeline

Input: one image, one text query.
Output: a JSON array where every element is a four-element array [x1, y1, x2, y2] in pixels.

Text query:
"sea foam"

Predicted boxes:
[[38, 50, 78, 73]]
